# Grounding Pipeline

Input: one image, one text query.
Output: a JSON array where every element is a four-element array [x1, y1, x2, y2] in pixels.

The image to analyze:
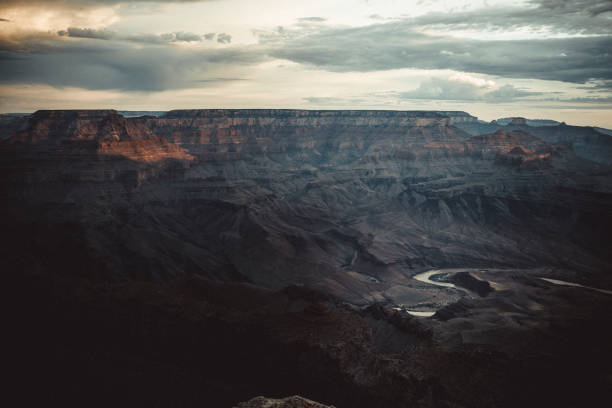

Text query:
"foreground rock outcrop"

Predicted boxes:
[[235, 396, 335, 408], [6, 264, 612, 408]]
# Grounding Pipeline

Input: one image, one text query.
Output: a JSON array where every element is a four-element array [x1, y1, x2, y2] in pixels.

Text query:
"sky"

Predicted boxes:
[[1, 0, 611, 127]]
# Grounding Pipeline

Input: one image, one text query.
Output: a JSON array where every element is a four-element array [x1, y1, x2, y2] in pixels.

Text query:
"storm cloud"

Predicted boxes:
[[267, 23, 612, 86], [0, 38, 265, 91], [252, 0, 612, 88], [534, 0, 612, 16], [409, 0, 612, 36]]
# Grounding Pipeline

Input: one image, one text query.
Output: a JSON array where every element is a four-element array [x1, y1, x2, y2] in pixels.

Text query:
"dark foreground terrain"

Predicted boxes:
[[2, 109, 612, 407]]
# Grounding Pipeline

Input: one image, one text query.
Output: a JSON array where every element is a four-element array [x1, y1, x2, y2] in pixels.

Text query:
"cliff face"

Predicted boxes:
[[0, 113, 29, 141], [1, 109, 611, 303], [1, 110, 193, 188], [524, 123, 612, 164], [454, 118, 612, 164], [9, 110, 150, 144], [8, 110, 193, 163], [142, 109, 464, 160], [433, 110, 479, 124]]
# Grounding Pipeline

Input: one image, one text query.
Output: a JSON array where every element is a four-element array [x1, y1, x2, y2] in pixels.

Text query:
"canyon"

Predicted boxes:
[[2, 109, 612, 407]]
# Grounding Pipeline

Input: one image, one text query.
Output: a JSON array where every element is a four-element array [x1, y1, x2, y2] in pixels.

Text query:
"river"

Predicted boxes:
[[539, 277, 612, 295], [412, 269, 457, 288], [403, 269, 612, 317]]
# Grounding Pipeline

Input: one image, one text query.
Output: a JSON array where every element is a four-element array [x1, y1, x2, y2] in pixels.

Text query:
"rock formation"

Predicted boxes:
[[235, 396, 335, 408], [2, 109, 612, 407], [1, 109, 610, 302], [455, 116, 612, 164]]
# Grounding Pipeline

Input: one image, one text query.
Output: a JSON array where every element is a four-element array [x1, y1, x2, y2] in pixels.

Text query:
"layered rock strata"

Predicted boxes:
[[1, 109, 611, 304]]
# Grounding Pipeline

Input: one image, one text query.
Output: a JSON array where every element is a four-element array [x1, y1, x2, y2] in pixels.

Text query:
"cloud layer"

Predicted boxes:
[[0, 0, 610, 121], [0, 38, 264, 91], [267, 23, 612, 86], [410, 0, 612, 36]]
